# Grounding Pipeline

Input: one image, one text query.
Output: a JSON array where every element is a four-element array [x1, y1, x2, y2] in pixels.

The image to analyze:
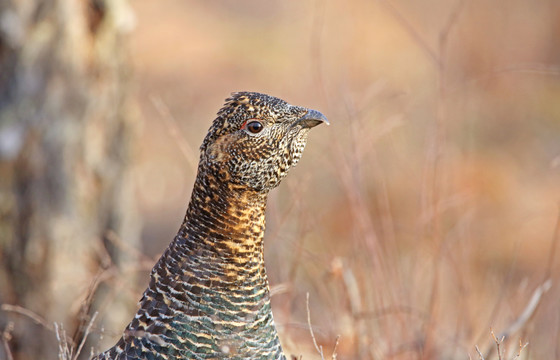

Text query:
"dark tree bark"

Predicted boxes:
[[0, 1, 138, 359]]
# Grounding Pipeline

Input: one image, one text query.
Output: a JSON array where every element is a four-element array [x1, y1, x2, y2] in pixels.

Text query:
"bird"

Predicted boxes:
[[93, 92, 328, 360]]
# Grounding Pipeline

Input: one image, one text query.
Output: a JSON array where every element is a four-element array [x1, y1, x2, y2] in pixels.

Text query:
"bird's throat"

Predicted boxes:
[[180, 170, 269, 269]]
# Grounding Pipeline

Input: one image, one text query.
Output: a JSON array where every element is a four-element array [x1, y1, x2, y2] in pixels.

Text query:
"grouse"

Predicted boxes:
[[93, 92, 328, 359]]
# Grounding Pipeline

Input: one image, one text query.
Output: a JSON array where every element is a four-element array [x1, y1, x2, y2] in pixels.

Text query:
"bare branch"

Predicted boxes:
[[1, 304, 54, 331], [73, 312, 98, 360], [439, 0, 465, 52], [331, 335, 340, 360], [490, 329, 504, 360], [475, 345, 485, 360], [511, 340, 529, 360], [498, 280, 552, 341]]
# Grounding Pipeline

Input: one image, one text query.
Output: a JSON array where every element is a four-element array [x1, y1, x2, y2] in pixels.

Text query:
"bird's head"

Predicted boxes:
[[200, 92, 328, 192]]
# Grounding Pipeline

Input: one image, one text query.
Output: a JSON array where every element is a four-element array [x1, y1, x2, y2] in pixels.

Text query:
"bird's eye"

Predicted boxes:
[[243, 120, 264, 134]]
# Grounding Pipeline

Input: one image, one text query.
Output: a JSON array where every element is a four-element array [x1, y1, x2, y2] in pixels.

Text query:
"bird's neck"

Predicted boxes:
[[180, 170, 269, 265], [158, 168, 285, 358]]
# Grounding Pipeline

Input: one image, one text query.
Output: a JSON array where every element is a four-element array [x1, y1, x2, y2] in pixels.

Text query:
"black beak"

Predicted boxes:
[[297, 109, 329, 129]]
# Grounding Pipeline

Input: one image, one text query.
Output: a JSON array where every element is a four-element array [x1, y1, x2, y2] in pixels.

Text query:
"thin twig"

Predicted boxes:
[[1, 322, 14, 360], [506, 280, 552, 337], [310, 0, 329, 103], [475, 345, 485, 360], [421, 1, 465, 357], [378, 0, 441, 67], [331, 335, 340, 360], [446, 63, 560, 96], [306, 292, 324, 360], [473, 232, 523, 348], [55, 323, 72, 360], [439, 0, 465, 50], [105, 229, 155, 265], [511, 340, 529, 360], [544, 204, 560, 281], [73, 312, 98, 360], [0, 304, 54, 331], [150, 95, 198, 172], [490, 329, 504, 360]]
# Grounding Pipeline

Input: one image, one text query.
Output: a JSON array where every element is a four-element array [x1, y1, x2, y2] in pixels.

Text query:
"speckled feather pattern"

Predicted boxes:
[[93, 92, 326, 360]]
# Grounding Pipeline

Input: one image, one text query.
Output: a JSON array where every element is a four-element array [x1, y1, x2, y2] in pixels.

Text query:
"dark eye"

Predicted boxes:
[[244, 120, 264, 134]]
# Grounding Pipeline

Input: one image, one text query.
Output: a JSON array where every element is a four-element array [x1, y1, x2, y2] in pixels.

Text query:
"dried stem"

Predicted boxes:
[[377, 0, 440, 67], [150, 95, 198, 172], [490, 329, 504, 360], [421, 1, 464, 358], [475, 345, 485, 360], [0, 304, 54, 331], [331, 335, 340, 360], [73, 312, 98, 360], [306, 293, 324, 360], [310, 0, 329, 104], [55, 323, 72, 360], [544, 204, 560, 281], [499, 280, 552, 339], [483, 280, 551, 359], [511, 340, 529, 360], [1, 322, 14, 360]]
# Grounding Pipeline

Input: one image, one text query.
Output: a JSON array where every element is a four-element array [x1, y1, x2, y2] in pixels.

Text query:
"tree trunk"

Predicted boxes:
[[0, 1, 138, 359]]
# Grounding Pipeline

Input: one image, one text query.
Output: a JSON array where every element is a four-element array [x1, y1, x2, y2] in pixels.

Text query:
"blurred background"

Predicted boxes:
[[1, 0, 559, 359]]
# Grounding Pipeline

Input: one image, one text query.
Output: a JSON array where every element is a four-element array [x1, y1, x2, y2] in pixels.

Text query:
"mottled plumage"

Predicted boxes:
[[94, 92, 328, 360]]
